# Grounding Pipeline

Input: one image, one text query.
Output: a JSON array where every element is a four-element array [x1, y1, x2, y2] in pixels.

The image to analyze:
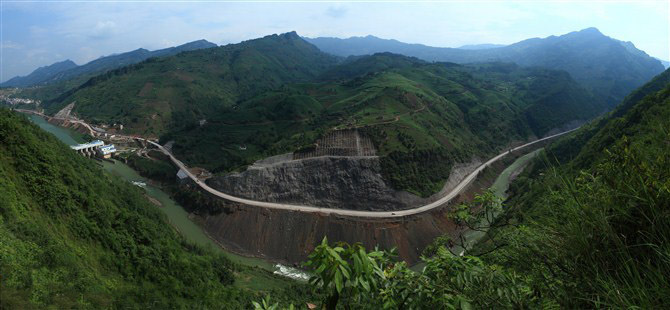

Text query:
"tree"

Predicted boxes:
[[304, 237, 393, 309]]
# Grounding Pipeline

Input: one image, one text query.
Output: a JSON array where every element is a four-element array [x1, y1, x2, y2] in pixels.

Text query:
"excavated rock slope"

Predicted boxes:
[[193, 156, 516, 265], [208, 156, 421, 211], [207, 152, 484, 211]]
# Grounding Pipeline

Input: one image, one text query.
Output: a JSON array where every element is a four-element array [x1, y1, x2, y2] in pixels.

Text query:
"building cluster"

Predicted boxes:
[[70, 140, 117, 158], [0, 96, 40, 106]]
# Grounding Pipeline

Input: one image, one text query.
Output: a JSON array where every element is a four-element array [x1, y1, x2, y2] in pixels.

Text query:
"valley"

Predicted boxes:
[[17, 106, 554, 265], [2, 4, 669, 306], [23, 113, 303, 287]]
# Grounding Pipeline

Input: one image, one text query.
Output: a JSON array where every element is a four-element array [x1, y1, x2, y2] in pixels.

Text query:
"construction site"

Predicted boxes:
[[293, 129, 376, 160]]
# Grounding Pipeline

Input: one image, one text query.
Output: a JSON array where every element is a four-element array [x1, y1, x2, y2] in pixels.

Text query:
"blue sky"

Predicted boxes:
[[1, 1, 668, 82]]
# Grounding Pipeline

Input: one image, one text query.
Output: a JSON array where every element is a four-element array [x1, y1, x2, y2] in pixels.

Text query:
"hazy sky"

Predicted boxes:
[[1, 1, 668, 82]]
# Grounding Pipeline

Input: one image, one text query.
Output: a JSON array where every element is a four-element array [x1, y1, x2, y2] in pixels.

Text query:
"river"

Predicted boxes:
[[451, 148, 542, 253], [26, 114, 306, 286], [26, 113, 537, 277]]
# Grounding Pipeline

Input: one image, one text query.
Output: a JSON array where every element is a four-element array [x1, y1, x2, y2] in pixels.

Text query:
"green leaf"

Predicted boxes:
[[339, 265, 350, 279], [335, 270, 344, 293]]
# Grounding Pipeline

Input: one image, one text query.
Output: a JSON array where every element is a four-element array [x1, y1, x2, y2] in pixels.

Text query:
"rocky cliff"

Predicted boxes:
[[187, 155, 517, 265], [208, 156, 423, 211]]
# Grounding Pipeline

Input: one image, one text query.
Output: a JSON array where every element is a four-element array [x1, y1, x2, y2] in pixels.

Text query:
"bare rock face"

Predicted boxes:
[[207, 156, 422, 211]]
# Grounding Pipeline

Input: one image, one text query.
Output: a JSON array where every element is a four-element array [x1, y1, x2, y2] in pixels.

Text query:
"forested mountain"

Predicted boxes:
[[306, 28, 665, 106], [276, 68, 670, 309], [0, 60, 78, 88], [0, 108, 321, 308], [49, 39, 218, 84], [40, 33, 603, 196], [0, 109, 231, 308], [44, 32, 339, 135], [165, 54, 598, 196], [490, 68, 670, 307], [1, 39, 217, 89]]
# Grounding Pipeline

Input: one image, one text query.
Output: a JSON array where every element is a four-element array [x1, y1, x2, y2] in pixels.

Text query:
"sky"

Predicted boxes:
[[1, 1, 669, 82]]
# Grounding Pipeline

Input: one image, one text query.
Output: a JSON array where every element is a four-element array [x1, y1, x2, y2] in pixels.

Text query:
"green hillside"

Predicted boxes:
[[3, 40, 217, 92], [269, 69, 670, 309], [483, 68, 670, 307], [45, 32, 339, 136], [168, 58, 601, 196], [41, 34, 603, 197], [0, 109, 310, 308], [306, 28, 665, 107]]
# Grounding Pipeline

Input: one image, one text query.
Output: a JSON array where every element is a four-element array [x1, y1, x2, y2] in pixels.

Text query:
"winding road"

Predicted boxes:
[[146, 129, 576, 218], [17, 107, 574, 218]]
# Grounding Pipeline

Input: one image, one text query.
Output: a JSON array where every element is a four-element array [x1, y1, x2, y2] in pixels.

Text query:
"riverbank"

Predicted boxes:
[[25, 111, 547, 269], [25, 113, 300, 290]]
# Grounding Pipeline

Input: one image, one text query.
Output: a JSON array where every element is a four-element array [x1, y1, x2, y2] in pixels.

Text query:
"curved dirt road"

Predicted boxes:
[[147, 129, 575, 218]]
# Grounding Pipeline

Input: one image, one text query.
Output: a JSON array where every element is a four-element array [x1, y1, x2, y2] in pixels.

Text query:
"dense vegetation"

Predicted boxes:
[[22, 32, 609, 197], [0, 109, 317, 308], [307, 27, 665, 106], [44, 32, 339, 136], [258, 69, 670, 309], [124, 151, 178, 183], [171, 58, 601, 196]]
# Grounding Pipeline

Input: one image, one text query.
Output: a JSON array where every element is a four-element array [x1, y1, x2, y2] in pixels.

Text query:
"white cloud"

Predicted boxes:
[[325, 5, 348, 19], [1, 41, 23, 49], [89, 20, 118, 39]]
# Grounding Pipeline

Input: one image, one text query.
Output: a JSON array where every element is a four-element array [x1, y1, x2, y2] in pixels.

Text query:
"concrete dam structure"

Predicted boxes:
[[70, 140, 117, 158]]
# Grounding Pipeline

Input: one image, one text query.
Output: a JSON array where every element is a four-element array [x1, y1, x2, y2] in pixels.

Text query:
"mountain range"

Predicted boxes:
[[4, 28, 664, 197], [1, 39, 217, 88], [305, 28, 665, 106], [37, 32, 604, 197], [457, 43, 507, 50]]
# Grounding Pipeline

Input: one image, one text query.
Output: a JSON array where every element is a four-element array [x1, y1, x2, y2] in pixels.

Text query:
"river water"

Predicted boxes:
[[26, 113, 536, 277], [26, 114, 289, 274]]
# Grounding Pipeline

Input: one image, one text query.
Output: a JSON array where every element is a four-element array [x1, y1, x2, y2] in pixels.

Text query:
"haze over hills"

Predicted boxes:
[[457, 43, 507, 50], [0, 39, 217, 88], [0, 60, 78, 88], [306, 28, 665, 106], [656, 58, 670, 69]]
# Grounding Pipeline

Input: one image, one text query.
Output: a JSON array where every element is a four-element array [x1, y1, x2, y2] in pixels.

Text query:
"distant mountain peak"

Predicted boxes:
[[59, 59, 77, 65], [458, 43, 507, 50], [579, 27, 602, 34], [0, 58, 79, 87], [129, 48, 150, 53], [573, 27, 606, 37], [174, 39, 217, 49], [281, 31, 300, 39]]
